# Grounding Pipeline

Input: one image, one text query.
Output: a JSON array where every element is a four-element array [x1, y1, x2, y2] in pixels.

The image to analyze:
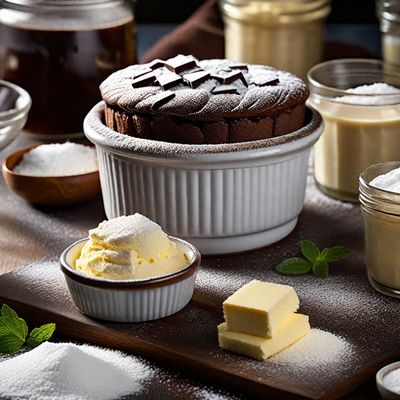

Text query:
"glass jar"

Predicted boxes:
[[308, 59, 400, 202], [219, 0, 331, 80], [359, 161, 400, 298], [377, 0, 400, 68], [0, 0, 136, 138]]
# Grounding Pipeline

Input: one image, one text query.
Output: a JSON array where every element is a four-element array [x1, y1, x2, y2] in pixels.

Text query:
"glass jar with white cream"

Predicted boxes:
[[219, 0, 331, 80], [377, 0, 400, 67], [359, 161, 400, 298], [308, 59, 400, 202]]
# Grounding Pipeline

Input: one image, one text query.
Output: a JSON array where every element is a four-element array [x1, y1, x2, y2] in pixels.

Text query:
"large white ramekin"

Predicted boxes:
[[84, 102, 323, 255], [60, 237, 200, 322]]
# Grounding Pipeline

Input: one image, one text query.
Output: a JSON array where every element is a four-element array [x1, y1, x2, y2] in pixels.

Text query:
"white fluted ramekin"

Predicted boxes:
[[84, 102, 323, 255], [60, 237, 200, 322]]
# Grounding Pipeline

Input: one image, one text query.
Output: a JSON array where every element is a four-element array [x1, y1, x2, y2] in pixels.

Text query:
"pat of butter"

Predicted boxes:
[[218, 314, 310, 361], [223, 280, 299, 338]]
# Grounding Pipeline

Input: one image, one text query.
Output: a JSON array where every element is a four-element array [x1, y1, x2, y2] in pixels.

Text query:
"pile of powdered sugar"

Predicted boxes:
[[335, 82, 400, 105], [0, 342, 151, 400], [14, 142, 98, 177], [271, 329, 352, 368]]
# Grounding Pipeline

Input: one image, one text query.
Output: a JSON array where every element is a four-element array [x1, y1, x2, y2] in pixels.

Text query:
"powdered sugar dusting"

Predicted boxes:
[[271, 329, 352, 368]]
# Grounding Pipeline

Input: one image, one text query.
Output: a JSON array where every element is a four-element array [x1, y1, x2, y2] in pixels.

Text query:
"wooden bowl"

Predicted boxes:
[[2, 144, 101, 206]]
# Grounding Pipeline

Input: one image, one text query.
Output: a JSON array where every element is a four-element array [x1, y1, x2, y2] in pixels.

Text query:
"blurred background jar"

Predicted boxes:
[[308, 59, 400, 202], [377, 0, 400, 68], [219, 0, 331, 80], [0, 0, 136, 139]]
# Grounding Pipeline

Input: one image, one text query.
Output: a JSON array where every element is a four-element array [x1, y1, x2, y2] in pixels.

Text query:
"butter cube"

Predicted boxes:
[[223, 280, 299, 337], [218, 313, 310, 361]]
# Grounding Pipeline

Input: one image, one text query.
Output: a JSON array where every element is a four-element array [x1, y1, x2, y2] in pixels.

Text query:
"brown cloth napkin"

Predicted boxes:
[[140, 0, 375, 64]]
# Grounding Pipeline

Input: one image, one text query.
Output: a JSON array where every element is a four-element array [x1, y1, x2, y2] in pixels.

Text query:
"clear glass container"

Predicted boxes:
[[0, 0, 136, 138], [359, 161, 400, 298], [308, 59, 400, 202], [377, 0, 400, 68], [219, 0, 331, 79]]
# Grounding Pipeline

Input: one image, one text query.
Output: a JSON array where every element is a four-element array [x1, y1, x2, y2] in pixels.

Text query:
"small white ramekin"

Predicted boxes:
[[60, 237, 200, 322], [376, 361, 400, 400], [84, 102, 323, 255]]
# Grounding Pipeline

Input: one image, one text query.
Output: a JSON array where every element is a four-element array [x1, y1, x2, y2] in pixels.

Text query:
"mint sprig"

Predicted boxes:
[[275, 240, 350, 278], [0, 304, 56, 353]]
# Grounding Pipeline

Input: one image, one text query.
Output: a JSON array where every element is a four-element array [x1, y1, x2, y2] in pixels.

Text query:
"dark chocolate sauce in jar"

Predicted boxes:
[[0, 0, 136, 138]]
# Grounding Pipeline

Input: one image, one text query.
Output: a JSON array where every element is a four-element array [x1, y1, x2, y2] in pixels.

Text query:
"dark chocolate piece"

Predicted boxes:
[[183, 71, 210, 88], [230, 64, 249, 71], [165, 55, 197, 74], [148, 59, 165, 70], [212, 85, 238, 95], [133, 67, 153, 79], [152, 92, 176, 110], [212, 70, 248, 87], [132, 72, 156, 88], [210, 73, 224, 83], [252, 77, 280, 87], [157, 73, 183, 90]]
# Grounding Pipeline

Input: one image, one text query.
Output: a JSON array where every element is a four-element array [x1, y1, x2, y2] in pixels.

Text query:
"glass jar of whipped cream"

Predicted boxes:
[[359, 161, 400, 298], [308, 59, 400, 202], [377, 0, 400, 67], [0, 0, 136, 138], [219, 0, 331, 79]]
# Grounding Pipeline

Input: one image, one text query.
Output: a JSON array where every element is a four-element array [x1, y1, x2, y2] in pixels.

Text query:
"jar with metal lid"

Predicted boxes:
[[377, 0, 400, 68], [219, 0, 331, 80], [0, 0, 136, 138], [359, 161, 400, 298]]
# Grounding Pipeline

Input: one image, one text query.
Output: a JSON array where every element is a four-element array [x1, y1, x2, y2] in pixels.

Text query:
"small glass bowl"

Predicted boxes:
[[0, 79, 31, 149]]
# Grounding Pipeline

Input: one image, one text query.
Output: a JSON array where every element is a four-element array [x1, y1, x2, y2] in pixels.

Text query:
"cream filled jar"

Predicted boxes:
[[359, 161, 400, 298], [377, 0, 400, 67], [308, 59, 400, 202], [219, 0, 331, 80]]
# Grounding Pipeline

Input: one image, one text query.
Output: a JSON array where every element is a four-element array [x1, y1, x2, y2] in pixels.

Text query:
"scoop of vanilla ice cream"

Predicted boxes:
[[75, 214, 188, 280]]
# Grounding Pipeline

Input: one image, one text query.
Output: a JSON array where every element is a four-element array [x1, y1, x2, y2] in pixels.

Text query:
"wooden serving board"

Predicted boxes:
[[1, 242, 399, 400]]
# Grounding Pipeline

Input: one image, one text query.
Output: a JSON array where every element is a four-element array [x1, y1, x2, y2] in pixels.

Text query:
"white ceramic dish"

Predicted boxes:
[[0, 79, 31, 150], [60, 236, 201, 322], [84, 102, 323, 255], [377, 361, 400, 400]]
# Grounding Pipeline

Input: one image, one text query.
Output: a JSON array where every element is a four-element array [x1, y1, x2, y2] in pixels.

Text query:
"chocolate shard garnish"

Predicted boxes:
[[252, 77, 280, 86], [222, 70, 248, 87], [164, 55, 197, 74], [183, 71, 210, 88], [132, 72, 156, 88], [152, 91, 175, 110], [133, 67, 153, 79], [210, 73, 224, 83], [230, 63, 248, 71], [157, 72, 183, 90], [148, 59, 165, 70], [212, 84, 238, 95]]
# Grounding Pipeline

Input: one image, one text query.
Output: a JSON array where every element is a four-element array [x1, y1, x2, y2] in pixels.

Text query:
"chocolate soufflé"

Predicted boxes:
[[100, 55, 309, 144]]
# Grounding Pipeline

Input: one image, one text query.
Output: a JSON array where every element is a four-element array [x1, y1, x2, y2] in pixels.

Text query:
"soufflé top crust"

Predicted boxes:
[[100, 55, 309, 144]]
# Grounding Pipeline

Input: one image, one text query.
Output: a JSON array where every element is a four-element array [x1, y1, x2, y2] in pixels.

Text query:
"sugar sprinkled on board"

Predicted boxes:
[[271, 329, 352, 368], [14, 142, 98, 177], [383, 368, 400, 394], [0, 342, 151, 400]]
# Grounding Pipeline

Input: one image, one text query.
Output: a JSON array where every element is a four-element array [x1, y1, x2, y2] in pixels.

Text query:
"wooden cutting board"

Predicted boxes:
[[0, 247, 399, 400]]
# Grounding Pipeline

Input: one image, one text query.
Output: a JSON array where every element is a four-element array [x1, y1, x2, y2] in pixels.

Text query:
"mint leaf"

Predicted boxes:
[[275, 258, 312, 275], [1, 305, 28, 344], [0, 332, 25, 353], [301, 240, 320, 263], [320, 247, 350, 262], [312, 259, 329, 278], [27, 323, 56, 348]]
